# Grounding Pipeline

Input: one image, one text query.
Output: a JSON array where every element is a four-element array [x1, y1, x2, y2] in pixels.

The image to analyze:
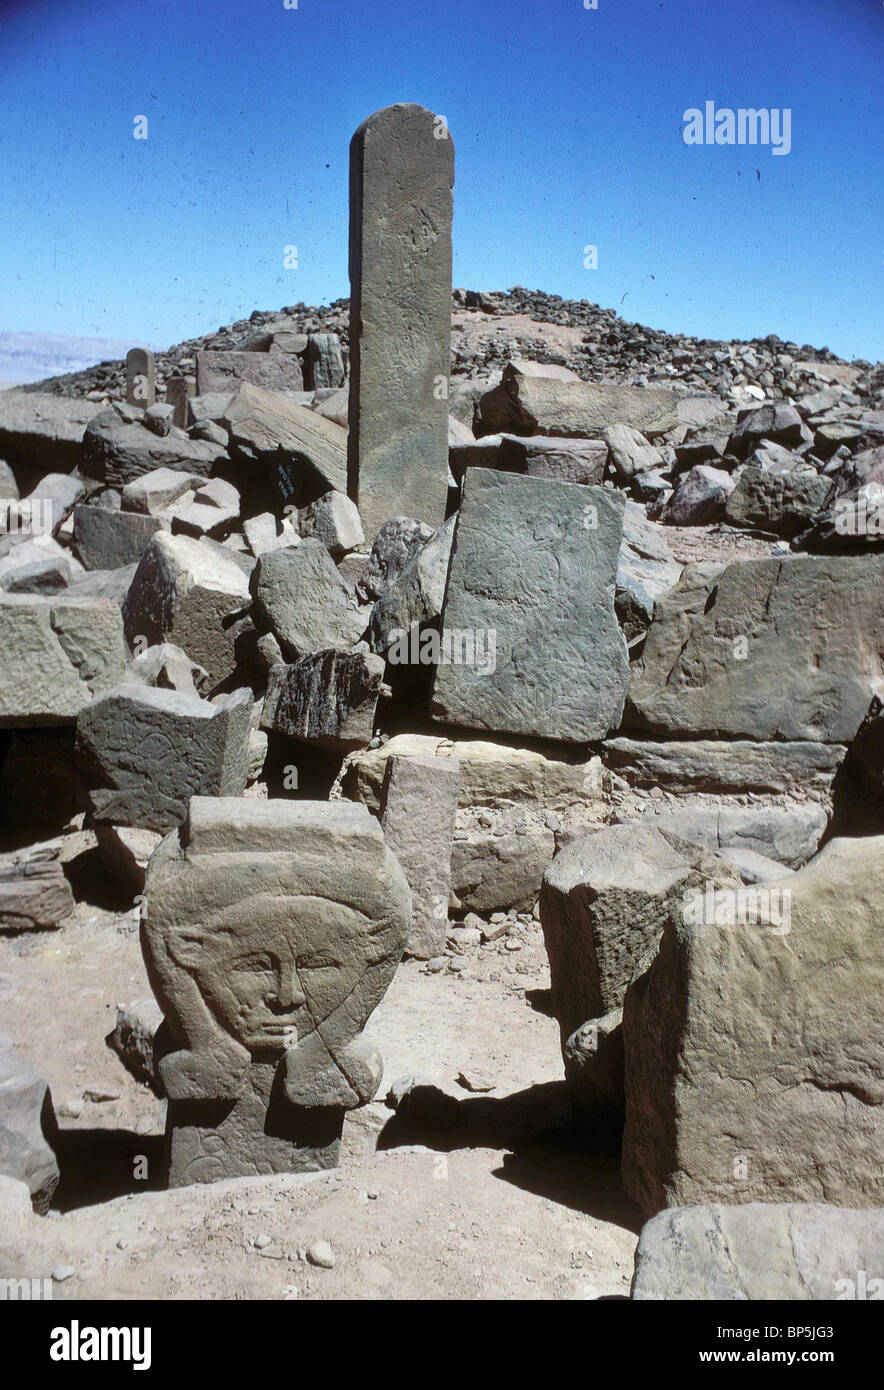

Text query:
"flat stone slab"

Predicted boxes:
[[431, 468, 629, 742], [0, 861, 75, 932], [0, 389, 103, 471], [196, 350, 304, 396], [604, 738, 846, 793], [479, 369, 680, 439], [632, 1203, 884, 1300], [626, 555, 884, 743]]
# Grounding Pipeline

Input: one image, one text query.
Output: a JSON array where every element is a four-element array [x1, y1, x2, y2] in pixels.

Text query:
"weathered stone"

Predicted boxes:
[[563, 1007, 625, 1144], [68, 563, 138, 602], [724, 466, 832, 535], [251, 539, 365, 659], [0, 553, 73, 593], [19, 472, 86, 534], [121, 467, 203, 516], [431, 469, 629, 742], [632, 1203, 884, 1301], [625, 834, 878, 1217], [380, 755, 461, 959], [616, 502, 682, 643], [478, 368, 679, 440], [448, 435, 505, 485], [143, 402, 175, 437], [661, 465, 734, 525], [356, 516, 433, 602], [164, 477, 241, 540], [622, 835, 884, 1214], [0, 458, 19, 499], [126, 347, 156, 408], [604, 738, 846, 794], [0, 390, 103, 472], [122, 533, 251, 692], [637, 803, 827, 868], [142, 797, 411, 1185], [369, 514, 455, 659], [312, 386, 349, 430], [450, 821, 555, 914], [345, 732, 602, 813], [541, 825, 739, 1027], [95, 824, 162, 897], [296, 490, 363, 557], [224, 382, 347, 506], [73, 504, 169, 570], [164, 376, 196, 428], [105, 998, 163, 1085], [77, 683, 252, 831], [729, 403, 808, 457], [348, 104, 453, 541], [495, 434, 608, 485], [123, 641, 207, 695], [261, 649, 384, 752], [304, 334, 346, 390], [0, 1049, 60, 1213], [627, 556, 884, 743], [0, 861, 75, 932], [82, 406, 226, 487], [604, 424, 664, 480], [0, 595, 129, 726], [196, 349, 304, 395], [242, 511, 299, 557]]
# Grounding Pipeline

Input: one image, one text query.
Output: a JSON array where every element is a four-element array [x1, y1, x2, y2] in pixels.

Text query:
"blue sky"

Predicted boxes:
[[1, 0, 881, 359]]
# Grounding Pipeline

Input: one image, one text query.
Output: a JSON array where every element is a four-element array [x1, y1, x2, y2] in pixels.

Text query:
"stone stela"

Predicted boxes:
[[347, 103, 454, 543]]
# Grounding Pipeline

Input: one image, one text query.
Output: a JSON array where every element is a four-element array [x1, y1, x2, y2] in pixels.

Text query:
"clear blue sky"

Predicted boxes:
[[1, 0, 881, 359]]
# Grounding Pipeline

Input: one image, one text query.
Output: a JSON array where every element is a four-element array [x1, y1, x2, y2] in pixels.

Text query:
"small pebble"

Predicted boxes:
[[306, 1240, 335, 1269], [254, 1233, 272, 1249], [52, 1266, 75, 1283]]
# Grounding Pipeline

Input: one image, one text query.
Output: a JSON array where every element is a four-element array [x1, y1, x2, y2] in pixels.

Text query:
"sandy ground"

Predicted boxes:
[[0, 865, 641, 1300]]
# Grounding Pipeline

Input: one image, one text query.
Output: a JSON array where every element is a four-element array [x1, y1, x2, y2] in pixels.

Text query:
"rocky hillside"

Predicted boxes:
[[21, 288, 883, 411]]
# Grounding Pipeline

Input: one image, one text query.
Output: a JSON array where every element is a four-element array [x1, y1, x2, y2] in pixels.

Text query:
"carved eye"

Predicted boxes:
[[297, 953, 341, 971], [233, 954, 275, 973]]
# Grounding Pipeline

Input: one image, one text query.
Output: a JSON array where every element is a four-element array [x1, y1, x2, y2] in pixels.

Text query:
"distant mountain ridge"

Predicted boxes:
[[0, 330, 155, 387]]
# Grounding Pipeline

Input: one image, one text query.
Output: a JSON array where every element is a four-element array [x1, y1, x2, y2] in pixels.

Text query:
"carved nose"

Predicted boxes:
[[273, 967, 306, 1011]]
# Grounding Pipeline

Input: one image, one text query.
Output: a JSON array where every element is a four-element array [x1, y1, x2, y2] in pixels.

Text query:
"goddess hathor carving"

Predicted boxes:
[[141, 798, 411, 1187]]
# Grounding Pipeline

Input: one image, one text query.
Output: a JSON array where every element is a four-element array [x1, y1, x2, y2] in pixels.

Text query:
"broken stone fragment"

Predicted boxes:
[[478, 366, 680, 439], [73, 504, 170, 570], [261, 649, 384, 752], [251, 539, 366, 659], [76, 683, 253, 832], [296, 490, 364, 557], [0, 861, 75, 932], [345, 732, 601, 813], [223, 381, 347, 505], [0, 594, 129, 726], [82, 404, 226, 487], [356, 516, 434, 602], [122, 532, 251, 692], [195, 349, 304, 396], [0, 1049, 60, 1213], [622, 834, 884, 1215], [632, 1203, 884, 1301]]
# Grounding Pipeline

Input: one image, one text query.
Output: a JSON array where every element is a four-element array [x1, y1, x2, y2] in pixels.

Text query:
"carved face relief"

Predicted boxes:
[[168, 894, 380, 1058]]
